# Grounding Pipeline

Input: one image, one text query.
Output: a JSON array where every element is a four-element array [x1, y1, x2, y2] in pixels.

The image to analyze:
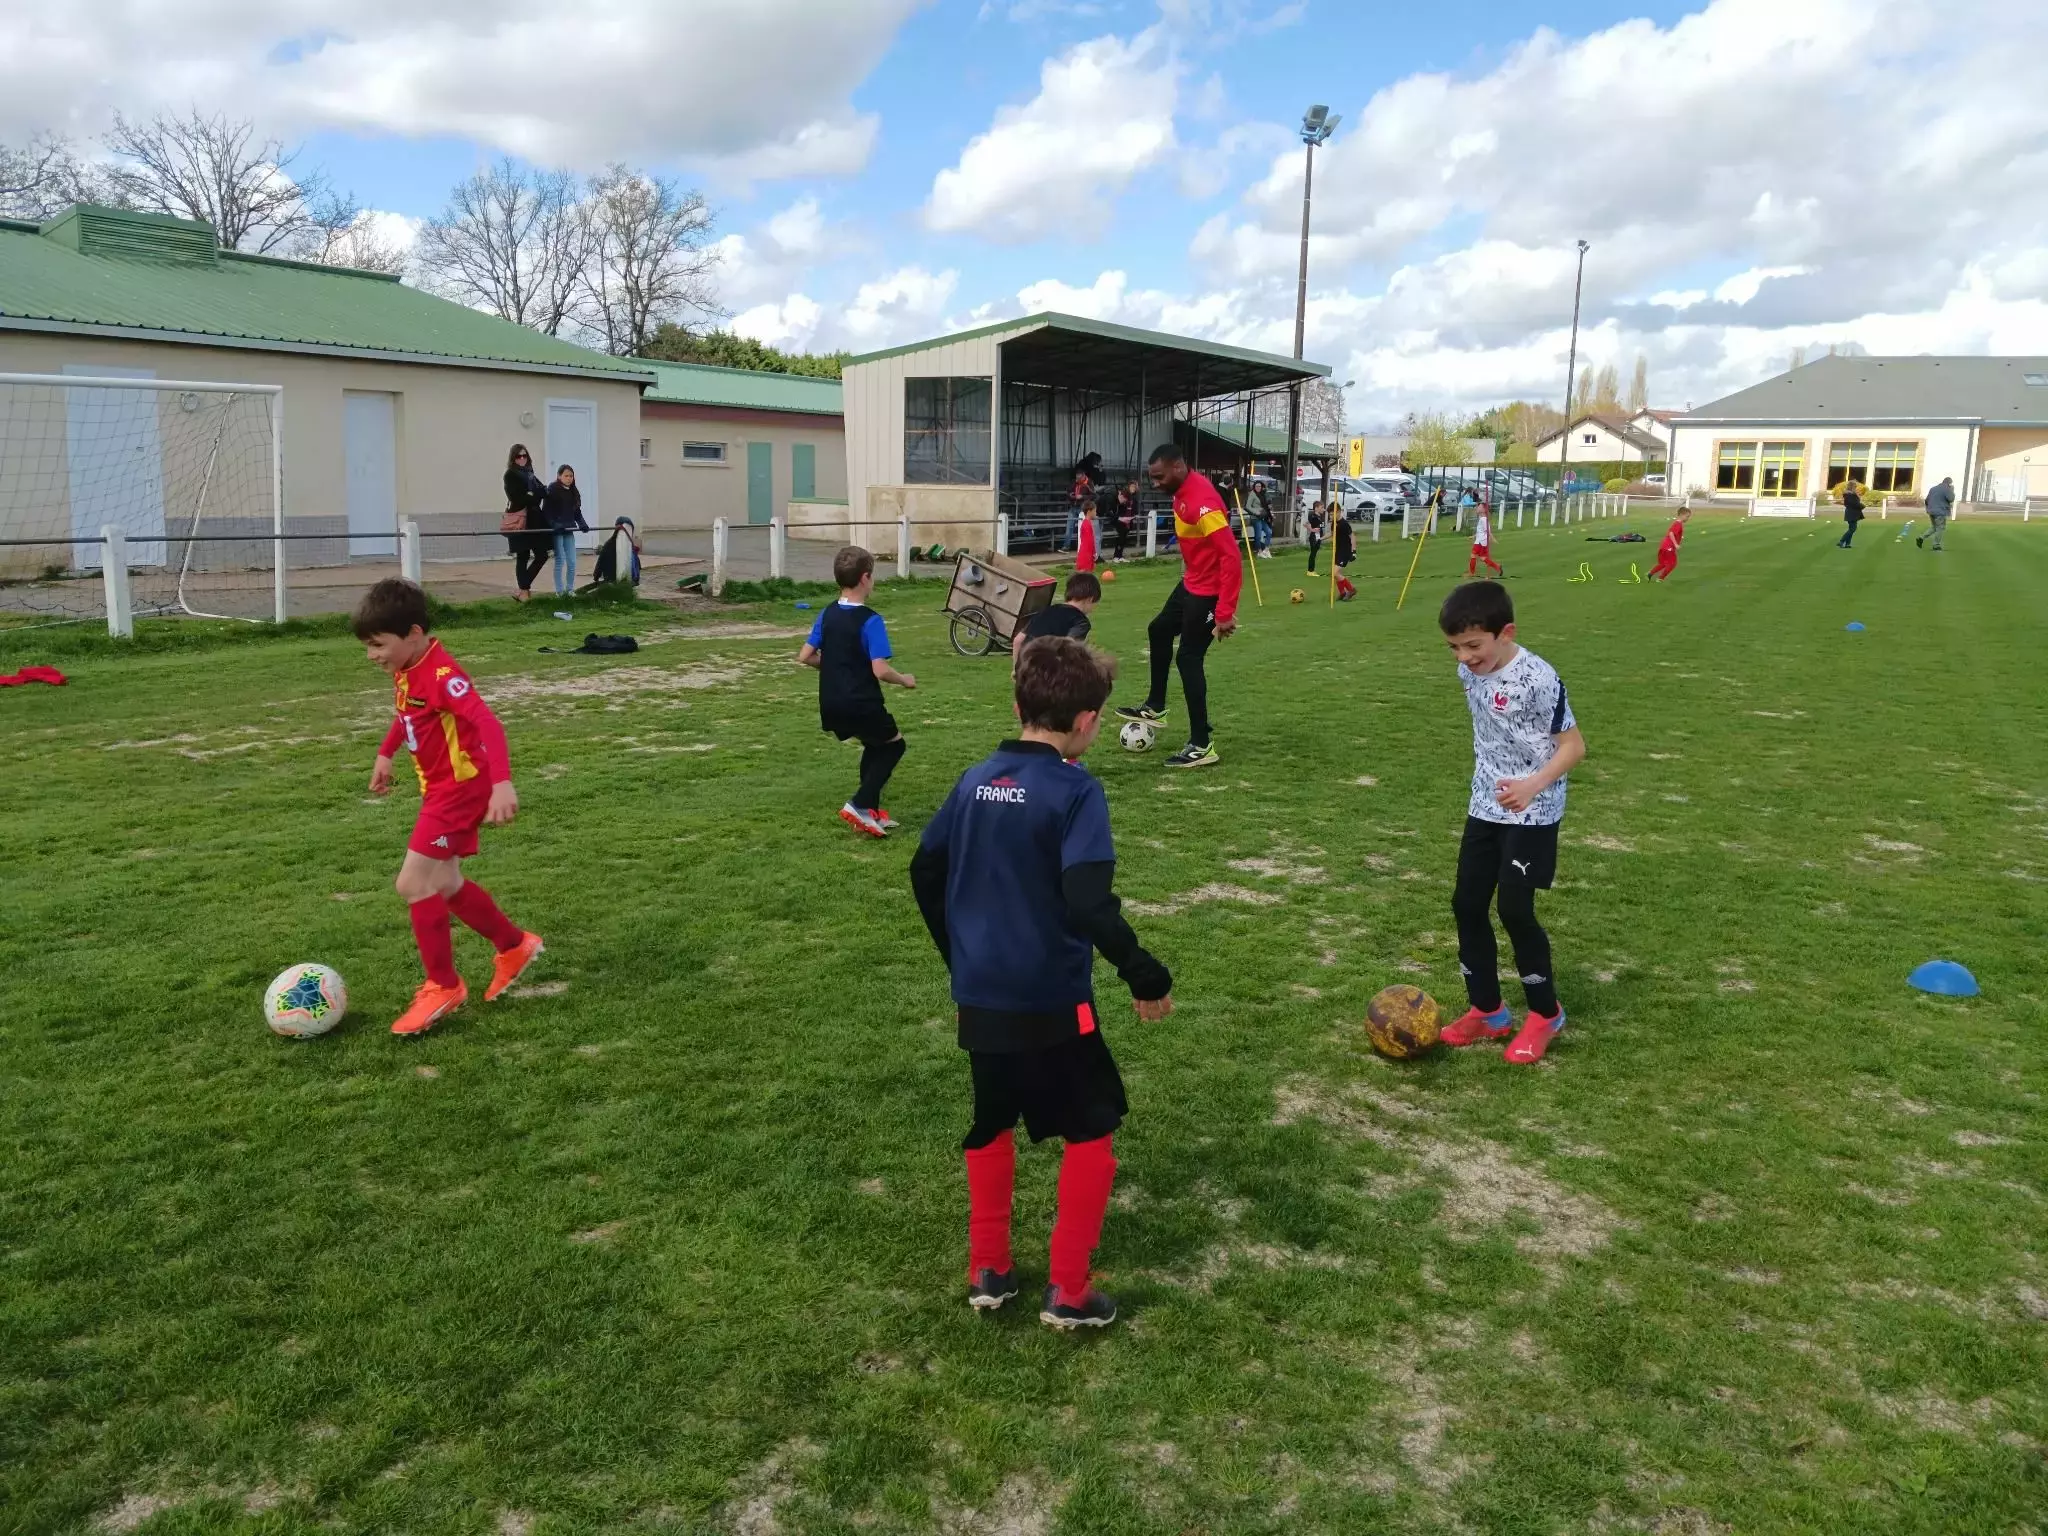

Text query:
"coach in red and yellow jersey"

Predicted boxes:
[[1112, 443, 1242, 769]]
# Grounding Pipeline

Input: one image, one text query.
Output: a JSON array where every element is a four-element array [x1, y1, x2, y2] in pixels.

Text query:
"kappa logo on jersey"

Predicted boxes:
[[446, 676, 471, 699], [433, 835, 450, 849], [435, 666, 453, 680], [975, 776, 1027, 804]]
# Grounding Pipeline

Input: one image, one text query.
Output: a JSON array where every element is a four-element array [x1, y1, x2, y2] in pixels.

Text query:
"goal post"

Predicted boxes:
[[0, 372, 286, 630]]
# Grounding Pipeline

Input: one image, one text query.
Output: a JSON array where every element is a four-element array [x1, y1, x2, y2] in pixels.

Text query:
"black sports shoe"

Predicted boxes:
[[1039, 1284, 1118, 1330], [1114, 704, 1167, 725], [968, 1267, 1020, 1310], [1915, 535, 1924, 548], [1165, 742, 1220, 769]]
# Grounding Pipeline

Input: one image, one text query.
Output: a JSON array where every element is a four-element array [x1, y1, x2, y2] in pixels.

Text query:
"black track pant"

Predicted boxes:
[[1452, 817, 1560, 1017], [856, 736, 907, 812], [1145, 582, 1219, 747], [512, 533, 550, 593]]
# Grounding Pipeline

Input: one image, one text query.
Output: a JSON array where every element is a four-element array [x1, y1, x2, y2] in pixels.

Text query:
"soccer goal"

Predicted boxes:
[[0, 372, 283, 630]]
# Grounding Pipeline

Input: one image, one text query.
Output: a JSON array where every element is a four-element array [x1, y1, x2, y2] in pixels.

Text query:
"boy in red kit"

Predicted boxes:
[[354, 579, 544, 1036], [1650, 506, 1690, 580], [1113, 443, 1242, 769], [1467, 502, 1502, 577]]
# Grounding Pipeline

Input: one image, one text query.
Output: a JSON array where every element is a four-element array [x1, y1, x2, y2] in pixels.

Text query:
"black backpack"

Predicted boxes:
[[539, 633, 639, 655]]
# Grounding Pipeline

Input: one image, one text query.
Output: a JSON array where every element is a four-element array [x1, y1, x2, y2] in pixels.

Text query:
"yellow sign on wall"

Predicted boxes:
[[1347, 436, 1365, 477]]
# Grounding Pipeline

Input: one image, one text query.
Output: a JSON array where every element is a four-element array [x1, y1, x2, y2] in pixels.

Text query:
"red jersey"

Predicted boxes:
[[378, 638, 512, 793], [1659, 518, 1686, 557], [1172, 470, 1243, 624]]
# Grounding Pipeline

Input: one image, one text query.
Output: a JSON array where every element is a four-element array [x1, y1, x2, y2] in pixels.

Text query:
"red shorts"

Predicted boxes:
[[1472, 543, 1490, 556], [408, 779, 493, 859]]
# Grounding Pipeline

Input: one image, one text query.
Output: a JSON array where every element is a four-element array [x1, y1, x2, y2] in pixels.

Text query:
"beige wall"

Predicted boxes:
[[1667, 423, 1974, 502], [637, 410, 846, 530], [0, 332, 643, 568], [1977, 426, 2048, 501]]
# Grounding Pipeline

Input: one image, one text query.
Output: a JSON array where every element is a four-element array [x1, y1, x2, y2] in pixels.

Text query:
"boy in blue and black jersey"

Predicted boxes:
[[910, 637, 1174, 1330], [798, 545, 917, 838]]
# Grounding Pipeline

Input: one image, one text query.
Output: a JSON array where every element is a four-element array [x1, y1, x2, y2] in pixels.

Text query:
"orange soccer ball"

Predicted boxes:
[[1100, 569, 1117, 582]]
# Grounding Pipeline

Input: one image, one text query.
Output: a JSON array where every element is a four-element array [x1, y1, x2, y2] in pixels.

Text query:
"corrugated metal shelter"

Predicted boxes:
[[841, 313, 1330, 540]]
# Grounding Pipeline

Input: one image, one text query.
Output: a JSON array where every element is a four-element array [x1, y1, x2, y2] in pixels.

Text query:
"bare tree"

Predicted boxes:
[[1627, 354, 1649, 413], [578, 164, 720, 357], [0, 132, 104, 220], [1593, 363, 1621, 412], [309, 212, 412, 277], [100, 110, 358, 256], [415, 161, 589, 333]]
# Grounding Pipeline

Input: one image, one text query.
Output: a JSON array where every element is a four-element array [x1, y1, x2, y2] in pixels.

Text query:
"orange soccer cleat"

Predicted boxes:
[[484, 932, 547, 1001], [391, 978, 468, 1037]]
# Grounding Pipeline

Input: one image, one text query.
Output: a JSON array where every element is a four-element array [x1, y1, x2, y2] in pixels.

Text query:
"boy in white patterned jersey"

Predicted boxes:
[[1436, 581, 1586, 1064]]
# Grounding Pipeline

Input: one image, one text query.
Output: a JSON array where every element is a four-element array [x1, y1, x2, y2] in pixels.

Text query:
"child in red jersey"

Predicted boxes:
[[354, 579, 544, 1036], [1650, 506, 1691, 581], [1467, 502, 1502, 577], [1112, 442, 1243, 769]]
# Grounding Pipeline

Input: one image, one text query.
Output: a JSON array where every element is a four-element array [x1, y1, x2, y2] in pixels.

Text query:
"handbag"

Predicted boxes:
[[500, 505, 528, 534]]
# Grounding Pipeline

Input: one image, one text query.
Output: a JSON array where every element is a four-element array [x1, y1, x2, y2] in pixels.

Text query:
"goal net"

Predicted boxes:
[[0, 373, 282, 629]]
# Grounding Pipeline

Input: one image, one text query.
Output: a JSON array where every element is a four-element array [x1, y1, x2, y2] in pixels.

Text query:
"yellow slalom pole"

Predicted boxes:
[[1231, 485, 1265, 607], [1395, 498, 1434, 610]]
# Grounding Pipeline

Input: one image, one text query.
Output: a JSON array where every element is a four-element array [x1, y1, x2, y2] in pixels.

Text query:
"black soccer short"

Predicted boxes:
[[821, 707, 899, 745], [1458, 815, 1561, 891], [964, 1030, 1127, 1148]]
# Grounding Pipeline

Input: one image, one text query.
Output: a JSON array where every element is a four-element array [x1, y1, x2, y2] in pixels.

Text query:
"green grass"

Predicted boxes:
[[3, 512, 2044, 1534]]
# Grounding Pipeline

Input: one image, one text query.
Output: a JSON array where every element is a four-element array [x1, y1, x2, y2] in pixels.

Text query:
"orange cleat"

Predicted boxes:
[[391, 979, 467, 1037], [484, 932, 546, 1001]]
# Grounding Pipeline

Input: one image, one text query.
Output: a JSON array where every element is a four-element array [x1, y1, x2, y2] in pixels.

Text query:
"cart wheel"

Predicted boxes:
[[950, 606, 997, 657]]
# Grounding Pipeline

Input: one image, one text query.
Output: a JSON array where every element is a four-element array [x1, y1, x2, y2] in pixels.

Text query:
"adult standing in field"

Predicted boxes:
[[541, 464, 590, 597], [1112, 443, 1242, 770], [502, 444, 550, 603], [1918, 477, 1955, 551], [1837, 482, 1865, 548]]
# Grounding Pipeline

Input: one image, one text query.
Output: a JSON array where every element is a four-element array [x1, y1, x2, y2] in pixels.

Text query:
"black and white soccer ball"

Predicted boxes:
[[1119, 721, 1156, 753]]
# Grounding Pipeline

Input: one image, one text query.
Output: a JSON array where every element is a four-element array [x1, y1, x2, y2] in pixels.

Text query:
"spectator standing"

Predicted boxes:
[[1305, 500, 1327, 574], [1249, 480, 1274, 557], [503, 444, 550, 602], [541, 465, 590, 597], [1837, 483, 1865, 548], [1112, 482, 1138, 562], [1918, 477, 1955, 551]]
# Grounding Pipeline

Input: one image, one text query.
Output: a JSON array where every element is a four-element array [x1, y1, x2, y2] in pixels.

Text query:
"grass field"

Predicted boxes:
[[3, 510, 2044, 1535]]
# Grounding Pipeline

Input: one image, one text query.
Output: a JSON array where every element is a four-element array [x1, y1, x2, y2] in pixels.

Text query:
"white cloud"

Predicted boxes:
[[710, 197, 846, 314], [732, 294, 826, 351], [925, 29, 1178, 241], [0, 1, 918, 181], [1711, 265, 1813, 306]]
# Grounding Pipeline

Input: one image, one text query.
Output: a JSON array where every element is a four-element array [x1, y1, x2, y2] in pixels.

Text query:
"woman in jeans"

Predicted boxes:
[[541, 464, 590, 596], [503, 444, 549, 601]]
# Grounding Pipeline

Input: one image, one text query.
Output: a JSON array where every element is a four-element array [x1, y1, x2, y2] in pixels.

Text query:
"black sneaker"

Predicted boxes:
[[968, 1268, 1020, 1311], [1114, 704, 1167, 725], [1039, 1284, 1118, 1330], [1915, 535, 1924, 548], [1165, 742, 1220, 770]]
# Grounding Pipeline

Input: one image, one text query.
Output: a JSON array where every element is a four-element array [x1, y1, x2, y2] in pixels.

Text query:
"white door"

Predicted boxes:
[[344, 392, 398, 558], [545, 398, 599, 549], [64, 365, 165, 569]]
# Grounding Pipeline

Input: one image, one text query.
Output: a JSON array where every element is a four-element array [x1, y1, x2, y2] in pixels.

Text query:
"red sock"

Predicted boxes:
[[964, 1130, 1016, 1277], [408, 895, 459, 987], [1048, 1135, 1116, 1304], [447, 880, 523, 951]]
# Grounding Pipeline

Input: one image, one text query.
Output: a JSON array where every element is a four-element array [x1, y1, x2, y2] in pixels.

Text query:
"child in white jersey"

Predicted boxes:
[[1466, 500, 1502, 577], [1435, 581, 1585, 1063]]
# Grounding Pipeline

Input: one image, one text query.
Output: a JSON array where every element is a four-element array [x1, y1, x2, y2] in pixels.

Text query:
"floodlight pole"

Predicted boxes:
[[1284, 106, 1337, 510], [1558, 239, 1589, 496]]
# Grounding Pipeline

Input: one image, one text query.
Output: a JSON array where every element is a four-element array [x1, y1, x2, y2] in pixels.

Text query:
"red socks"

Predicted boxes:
[[1048, 1135, 1117, 1304], [964, 1131, 1016, 1277], [408, 895, 459, 987], [448, 880, 523, 952]]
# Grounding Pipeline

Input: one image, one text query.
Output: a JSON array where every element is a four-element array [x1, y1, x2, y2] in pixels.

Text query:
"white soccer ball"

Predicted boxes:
[[265, 963, 348, 1039], [1119, 720, 1157, 753]]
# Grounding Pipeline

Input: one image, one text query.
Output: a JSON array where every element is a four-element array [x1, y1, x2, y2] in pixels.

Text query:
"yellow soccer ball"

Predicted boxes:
[[1365, 985, 1440, 1060], [1289, 588, 1306, 604]]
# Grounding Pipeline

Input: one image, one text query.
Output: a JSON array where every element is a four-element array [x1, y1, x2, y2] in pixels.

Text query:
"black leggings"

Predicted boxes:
[[1452, 829, 1558, 1017], [512, 532, 550, 593], [1145, 582, 1219, 746], [855, 736, 907, 812]]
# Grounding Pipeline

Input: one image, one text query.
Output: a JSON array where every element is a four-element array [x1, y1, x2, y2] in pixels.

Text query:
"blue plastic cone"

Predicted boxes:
[[1845, 621, 1866, 631], [1907, 960, 1978, 997]]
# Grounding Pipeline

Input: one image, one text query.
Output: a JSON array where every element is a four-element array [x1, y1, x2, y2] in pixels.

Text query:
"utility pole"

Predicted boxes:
[[1285, 104, 1339, 509], [1558, 239, 1589, 497]]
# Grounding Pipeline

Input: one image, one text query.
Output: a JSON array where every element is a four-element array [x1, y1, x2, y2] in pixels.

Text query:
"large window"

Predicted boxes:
[[1716, 442, 1757, 491], [1759, 441, 1806, 497], [905, 377, 992, 485], [1828, 440, 1918, 492]]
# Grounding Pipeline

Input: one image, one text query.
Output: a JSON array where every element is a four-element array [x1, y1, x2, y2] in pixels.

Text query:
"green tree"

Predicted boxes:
[[641, 324, 849, 377], [1400, 411, 1471, 470]]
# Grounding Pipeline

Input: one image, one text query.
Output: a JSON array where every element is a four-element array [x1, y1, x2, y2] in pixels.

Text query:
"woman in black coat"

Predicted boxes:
[[1838, 482, 1865, 547], [503, 443, 550, 601]]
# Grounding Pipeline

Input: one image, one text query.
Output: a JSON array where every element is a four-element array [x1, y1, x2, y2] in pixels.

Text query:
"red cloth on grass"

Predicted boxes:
[[0, 666, 67, 687]]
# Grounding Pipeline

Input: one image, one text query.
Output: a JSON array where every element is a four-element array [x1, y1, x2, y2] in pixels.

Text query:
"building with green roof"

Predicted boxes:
[[631, 358, 846, 529], [0, 204, 653, 562]]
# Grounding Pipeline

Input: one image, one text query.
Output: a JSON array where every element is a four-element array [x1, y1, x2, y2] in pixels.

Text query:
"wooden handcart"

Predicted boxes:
[[942, 548, 1057, 656]]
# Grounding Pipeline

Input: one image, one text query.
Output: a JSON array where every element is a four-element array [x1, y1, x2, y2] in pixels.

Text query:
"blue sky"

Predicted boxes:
[[6, 0, 2046, 427]]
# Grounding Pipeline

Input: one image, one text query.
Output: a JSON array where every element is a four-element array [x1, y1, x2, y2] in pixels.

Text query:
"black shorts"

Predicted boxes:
[[821, 707, 898, 746], [1458, 815, 1560, 890], [965, 1030, 1127, 1149]]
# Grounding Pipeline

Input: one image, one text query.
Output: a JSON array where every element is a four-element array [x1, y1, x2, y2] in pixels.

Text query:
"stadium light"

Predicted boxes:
[[1285, 104, 1340, 506]]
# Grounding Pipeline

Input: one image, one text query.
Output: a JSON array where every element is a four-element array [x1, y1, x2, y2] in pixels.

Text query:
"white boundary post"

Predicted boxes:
[[269, 387, 286, 624], [399, 520, 423, 582], [101, 526, 133, 638], [897, 515, 912, 581], [710, 517, 728, 597], [997, 513, 1010, 557], [1145, 509, 1158, 559], [769, 517, 785, 579]]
